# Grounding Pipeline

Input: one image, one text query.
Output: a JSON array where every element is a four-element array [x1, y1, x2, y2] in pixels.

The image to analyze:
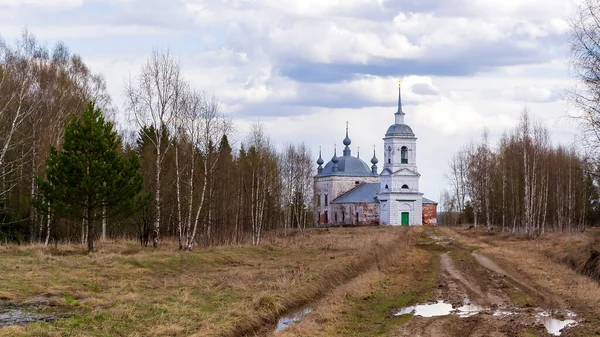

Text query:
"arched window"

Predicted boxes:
[[317, 192, 321, 206], [401, 146, 408, 164], [385, 184, 389, 190], [324, 193, 328, 206], [324, 211, 329, 223], [334, 212, 338, 222], [388, 146, 392, 164], [402, 184, 409, 189]]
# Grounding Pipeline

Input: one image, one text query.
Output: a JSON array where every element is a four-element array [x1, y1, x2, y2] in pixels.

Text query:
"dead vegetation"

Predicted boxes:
[[0, 227, 408, 337], [538, 230, 600, 284], [3, 226, 600, 336], [443, 226, 600, 336], [273, 227, 436, 337]]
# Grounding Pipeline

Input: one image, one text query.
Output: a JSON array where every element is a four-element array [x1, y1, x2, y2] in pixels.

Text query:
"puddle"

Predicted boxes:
[[536, 311, 577, 336], [275, 308, 312, 333], [394, 300, 578, 336], [0, 297, 69, 327], [0, 309, 58, 327], [394, 300, 484, 318]]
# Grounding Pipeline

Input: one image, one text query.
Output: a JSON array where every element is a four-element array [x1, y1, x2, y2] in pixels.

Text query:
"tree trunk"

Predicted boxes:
[[101, 206, 107, 241], [175, 143, 183, 250], [187, 158, 208, 250], [87, 206, 94, 252], [44, 206, 51, 247], [154, 144, 161, 248]]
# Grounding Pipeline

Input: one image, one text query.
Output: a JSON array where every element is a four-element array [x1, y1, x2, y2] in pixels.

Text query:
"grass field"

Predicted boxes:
[[1, 226, 600, 337], [0, 227, 417, 337]]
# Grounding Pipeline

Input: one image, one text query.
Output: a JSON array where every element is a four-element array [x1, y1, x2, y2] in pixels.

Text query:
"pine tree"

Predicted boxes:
[[36, 102, 146, 251]]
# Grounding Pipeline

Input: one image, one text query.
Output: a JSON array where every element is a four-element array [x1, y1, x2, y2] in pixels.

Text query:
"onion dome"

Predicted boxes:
[[343, 122, 352, 157], [317, 147, 324, 174], [332, 146, 339, 172], [371, 148, 378, 165], [317, 148, 324, 166], [371, 147, 378, 174], [343, 122, 351, 147]]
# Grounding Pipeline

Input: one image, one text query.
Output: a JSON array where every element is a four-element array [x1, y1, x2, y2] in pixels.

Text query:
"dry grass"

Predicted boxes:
[[275, 227, 440, 337], [0, 227, 407, 337], [444, 226, 600, 336]]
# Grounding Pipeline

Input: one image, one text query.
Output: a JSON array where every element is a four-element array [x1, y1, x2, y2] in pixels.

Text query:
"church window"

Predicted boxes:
[[388, 146, 392, 164], [325, 211, 329, 223], [325, 194, 328, 206], [317, 192, 321, 206], [401, 146, 408, 164], [385, 185, 389, 190], [334, 212, 338, 222], [402, 184, 409, 189], [342, 211, 345, 222]]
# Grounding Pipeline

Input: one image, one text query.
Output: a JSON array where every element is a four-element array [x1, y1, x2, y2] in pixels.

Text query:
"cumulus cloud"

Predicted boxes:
[[0, 0, 579, 199]]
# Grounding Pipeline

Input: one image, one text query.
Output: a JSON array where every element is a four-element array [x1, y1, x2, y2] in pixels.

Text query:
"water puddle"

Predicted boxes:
[[0, 309, 58, 327], [275, 308, 312, 333], [394, 300, 578, 336], [394, 300, 484, 318], [0, 297, 69, 327], [536, 311, 577, 336]]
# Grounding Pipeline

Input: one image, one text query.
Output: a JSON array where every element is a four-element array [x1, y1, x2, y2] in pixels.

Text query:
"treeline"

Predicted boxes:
[[0, 32, 314, 247], [440, 111, 600, 235], [0, 32, 112, 244]]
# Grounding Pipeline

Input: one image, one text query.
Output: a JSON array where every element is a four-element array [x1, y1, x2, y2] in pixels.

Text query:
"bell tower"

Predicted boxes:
[[378, 80, 423, 226]]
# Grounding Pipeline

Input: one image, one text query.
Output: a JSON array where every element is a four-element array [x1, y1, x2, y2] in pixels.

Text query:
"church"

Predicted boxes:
[[313, 83, 437, 227]]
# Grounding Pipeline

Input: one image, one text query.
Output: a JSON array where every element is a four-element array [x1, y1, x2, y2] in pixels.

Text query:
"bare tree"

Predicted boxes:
[[280, 143, 313, 231], [245, 124, 279, 246], [447, 109, 596, 235], [182, 92, 232, 250], [446, 148, 469, 218], [125, 49, 184, 247], [0, 32, 42, 198], [569, 0, 600, 174]]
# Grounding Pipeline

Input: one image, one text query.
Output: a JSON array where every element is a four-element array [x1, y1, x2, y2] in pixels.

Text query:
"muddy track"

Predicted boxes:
[[393, 231, 574, 337]]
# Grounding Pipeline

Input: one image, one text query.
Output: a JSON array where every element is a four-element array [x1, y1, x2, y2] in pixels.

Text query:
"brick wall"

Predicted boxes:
[[319, 202, 380, 227], [423, 203, 438, 226]]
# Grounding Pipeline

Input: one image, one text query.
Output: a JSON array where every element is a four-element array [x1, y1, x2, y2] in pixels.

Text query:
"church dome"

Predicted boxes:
[[386, 123, 414, 137], [319, 155, 373, 177], [317, 124, 376, 177]]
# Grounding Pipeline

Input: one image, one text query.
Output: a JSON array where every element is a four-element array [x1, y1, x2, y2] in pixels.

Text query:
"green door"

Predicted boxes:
[[401, 212, 409, 226]]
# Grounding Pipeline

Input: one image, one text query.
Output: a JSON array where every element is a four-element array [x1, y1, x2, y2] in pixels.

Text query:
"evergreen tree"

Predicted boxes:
[[36, 102, 146, 251]]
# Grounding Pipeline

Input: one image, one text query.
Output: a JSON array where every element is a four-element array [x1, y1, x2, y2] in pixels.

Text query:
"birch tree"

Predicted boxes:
[[448, 109, 598, 235], [182, 92, 231, 250], [0, 32, 42, 200], [243, 124, 279, 246], [125, 49, 184, 247]]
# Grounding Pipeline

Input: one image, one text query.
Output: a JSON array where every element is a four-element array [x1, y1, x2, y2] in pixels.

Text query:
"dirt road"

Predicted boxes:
[[276, 228, 600, 337], [393, 231, 574, 337]]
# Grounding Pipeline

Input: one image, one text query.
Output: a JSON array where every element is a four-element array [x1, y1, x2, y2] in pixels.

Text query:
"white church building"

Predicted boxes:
[[313, 83, 437, 227]]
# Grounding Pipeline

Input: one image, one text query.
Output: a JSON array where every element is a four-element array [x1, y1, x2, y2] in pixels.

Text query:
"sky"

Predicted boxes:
[[0, 0, 581, 201]]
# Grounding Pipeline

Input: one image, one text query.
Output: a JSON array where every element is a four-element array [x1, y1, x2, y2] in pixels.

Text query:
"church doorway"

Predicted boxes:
[[401, 212, 409, 226]]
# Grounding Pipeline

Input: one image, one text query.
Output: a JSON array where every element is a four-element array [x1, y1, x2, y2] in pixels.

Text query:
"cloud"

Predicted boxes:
[[0, 0, 83, 10], [0, 24, 172, 40], [412, 83, 439, 96], [3, 0, 580, 200]]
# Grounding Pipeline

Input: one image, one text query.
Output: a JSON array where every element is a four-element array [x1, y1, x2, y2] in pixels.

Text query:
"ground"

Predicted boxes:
[[1, 227, 599, 336]]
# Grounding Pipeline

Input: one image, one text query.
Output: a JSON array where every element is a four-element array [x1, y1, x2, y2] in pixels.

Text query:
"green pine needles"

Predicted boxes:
[[36, 102, 147, 252]]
